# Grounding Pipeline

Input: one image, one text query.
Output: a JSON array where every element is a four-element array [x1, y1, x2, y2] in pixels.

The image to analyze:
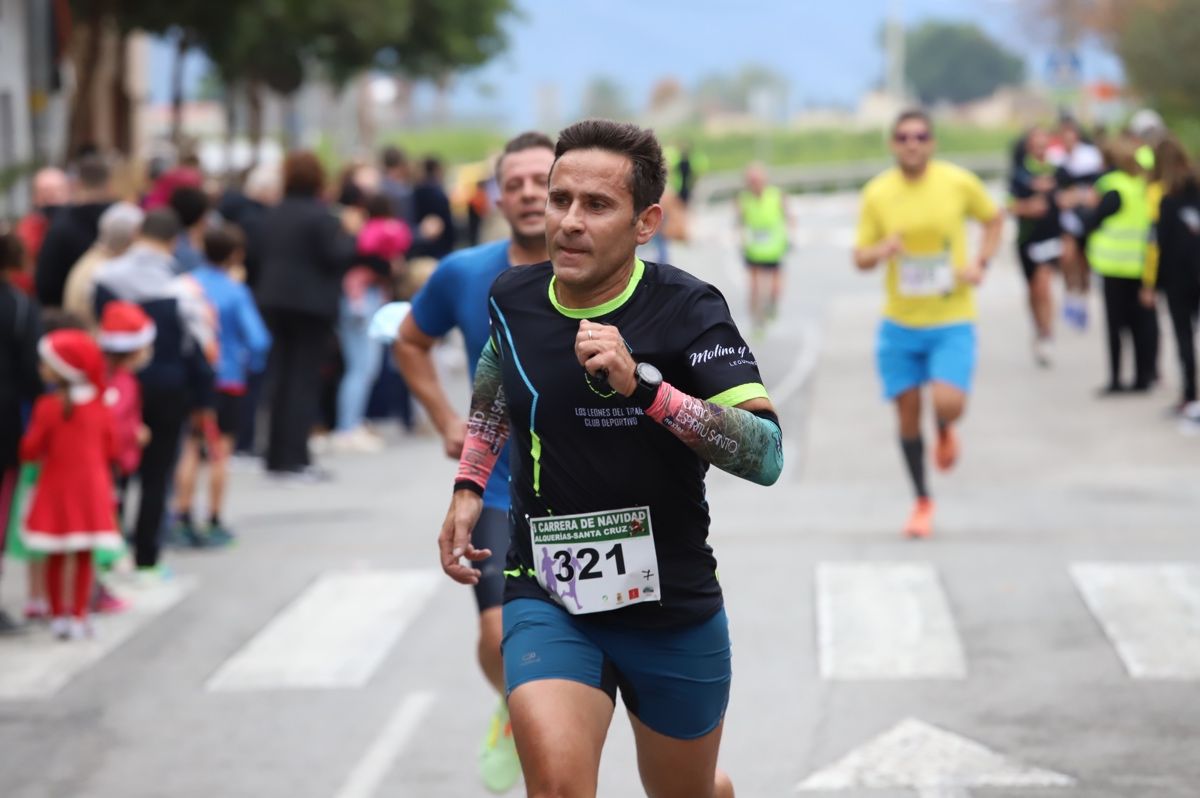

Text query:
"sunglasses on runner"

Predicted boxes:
[[894, 132, 932, 144]]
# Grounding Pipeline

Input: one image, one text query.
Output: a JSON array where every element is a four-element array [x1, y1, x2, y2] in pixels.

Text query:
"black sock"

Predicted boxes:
[[210, 514, 221, 529], [900, 437, 929, 499]]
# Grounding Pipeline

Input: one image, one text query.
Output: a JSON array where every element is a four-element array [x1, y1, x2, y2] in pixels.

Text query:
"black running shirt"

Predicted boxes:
[[489, 259, 770, 629]]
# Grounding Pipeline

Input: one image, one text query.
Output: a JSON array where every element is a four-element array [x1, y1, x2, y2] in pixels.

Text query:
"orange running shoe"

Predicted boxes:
[[904, 497, 935, 539], [935, 425, 960, 471]]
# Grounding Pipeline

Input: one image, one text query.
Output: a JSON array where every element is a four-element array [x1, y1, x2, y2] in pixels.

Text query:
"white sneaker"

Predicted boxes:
[[68, 618, 94, 641], [1182, 401, 1200, 421], [309, 434, 332, 456], [333, 428, 384, 453], [50, 617, 71, 640], [1033, 338, 1053, 368]]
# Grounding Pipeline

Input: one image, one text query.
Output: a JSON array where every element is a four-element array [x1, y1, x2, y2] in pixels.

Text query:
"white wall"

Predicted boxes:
[[0, 0, 33, 217]]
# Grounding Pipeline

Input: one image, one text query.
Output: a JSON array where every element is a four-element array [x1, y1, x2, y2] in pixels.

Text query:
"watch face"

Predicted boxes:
[[637, 362, 663, 385]]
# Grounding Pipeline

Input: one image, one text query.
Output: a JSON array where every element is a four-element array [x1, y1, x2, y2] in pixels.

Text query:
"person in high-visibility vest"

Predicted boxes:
[[736, 163, 791, 332], [664, 142, 708, 206], [1083, 136, 1156, 393]]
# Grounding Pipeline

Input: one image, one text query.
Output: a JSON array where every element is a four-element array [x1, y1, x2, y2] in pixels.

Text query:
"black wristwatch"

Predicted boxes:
[[632, 362, 663, 409]]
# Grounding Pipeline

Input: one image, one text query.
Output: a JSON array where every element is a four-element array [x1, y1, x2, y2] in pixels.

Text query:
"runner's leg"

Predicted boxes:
[[629, 713, 732, 798], [508, 679, 614, 798], [478, 607, 504, 692]]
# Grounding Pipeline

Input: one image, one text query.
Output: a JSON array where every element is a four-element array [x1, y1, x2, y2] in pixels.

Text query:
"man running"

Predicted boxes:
[[854, 109, 1003, 539], [440, 119, 782, 798], [1009, 125, 1064, 366], [395, 131, 555, 793], [736, 163, 791, 333]]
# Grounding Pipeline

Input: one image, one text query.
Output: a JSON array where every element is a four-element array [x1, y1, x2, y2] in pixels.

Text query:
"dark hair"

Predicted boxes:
[[365, 193, 394, 219], [496, 131, 555, 181], [76, 154, 110, 190], [203, 223, 245, 266], [554, 119, 666, 214], [422, 157, 442, 181], [381, 145, 407, 170], [283, 151, 326, 197], [0, 230, 24, 271], [41, 308, 86, 332], [1155, 136, 1197, 197], [169, 185, 210, 228], [893, 108, 935, 136], [142, 208, 182, 243]]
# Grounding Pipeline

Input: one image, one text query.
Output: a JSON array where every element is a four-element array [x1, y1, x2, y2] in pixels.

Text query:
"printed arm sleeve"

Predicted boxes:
[[646, 382, 783, 486], [452, 339, 509, 494]]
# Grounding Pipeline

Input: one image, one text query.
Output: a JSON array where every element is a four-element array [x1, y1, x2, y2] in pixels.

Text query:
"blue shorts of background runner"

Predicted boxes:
[[876, 320, 977, 400], [501, 598, 731, 740]]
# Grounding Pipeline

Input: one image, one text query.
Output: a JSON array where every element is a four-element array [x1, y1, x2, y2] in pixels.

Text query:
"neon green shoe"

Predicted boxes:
[[479, 699, 521, 793]]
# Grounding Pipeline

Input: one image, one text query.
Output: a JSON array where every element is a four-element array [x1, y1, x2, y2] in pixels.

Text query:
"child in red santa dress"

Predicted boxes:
[[19, 329, 122, 640]]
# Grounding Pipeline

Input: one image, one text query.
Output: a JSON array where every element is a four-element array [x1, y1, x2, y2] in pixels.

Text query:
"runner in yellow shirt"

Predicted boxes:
[[853, 109, 1004, 538]]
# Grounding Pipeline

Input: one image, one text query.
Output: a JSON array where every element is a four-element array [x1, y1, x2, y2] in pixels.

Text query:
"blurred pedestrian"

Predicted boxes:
[[1083, 137, 1155, 394], [174, 224, 270, 541], [14, 168, 70, 294], [19, 329, 120, 640], [335, 195, 411, 452], [0, 231, 42, 634], [61, 202, 145, 328], [36, 155, 115, 308], [737, 162, 791, 334], [410, 157, 456, 260], [170, 185, 212, 274], [257, 151, 357, 480], [380, 145, 415, 225], [1009, 125, 1064, 365], [1149, 137, 1200, 422], [95, 209, 216, 574]]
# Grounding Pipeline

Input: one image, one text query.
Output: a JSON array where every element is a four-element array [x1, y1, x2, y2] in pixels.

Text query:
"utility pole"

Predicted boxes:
[[885, 0, 906, 104]]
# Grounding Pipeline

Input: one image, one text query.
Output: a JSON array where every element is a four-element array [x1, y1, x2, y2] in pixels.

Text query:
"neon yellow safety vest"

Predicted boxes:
[[1087, 171, 1150, 279], [737, 186, 788, 263], [1136, 144, 1155, 172]]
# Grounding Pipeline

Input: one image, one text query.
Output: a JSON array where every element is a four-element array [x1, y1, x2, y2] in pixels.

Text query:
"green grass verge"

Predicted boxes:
[[372, 125, 1020, 171]]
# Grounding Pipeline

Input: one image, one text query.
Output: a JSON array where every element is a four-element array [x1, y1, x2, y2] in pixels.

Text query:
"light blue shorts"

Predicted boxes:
[[876, 320, 977, 399]]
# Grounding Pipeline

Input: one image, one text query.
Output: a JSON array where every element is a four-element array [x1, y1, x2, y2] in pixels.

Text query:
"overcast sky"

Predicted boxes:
[[150, 0, 1121, 130]]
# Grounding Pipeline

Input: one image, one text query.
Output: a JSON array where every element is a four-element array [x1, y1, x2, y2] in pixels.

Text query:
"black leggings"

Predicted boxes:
[[264, 310, 332, 473], [1165, 279, 1200, 402], [1101, 276, 1156, 389], [135, 386, 188, 568]]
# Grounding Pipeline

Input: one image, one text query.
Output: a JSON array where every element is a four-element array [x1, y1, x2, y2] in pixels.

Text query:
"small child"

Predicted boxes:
[[174, 224, 270, 545], [97, 301, 155, 614], [19, 329, 122, 639], [344, 194, 412, 315]]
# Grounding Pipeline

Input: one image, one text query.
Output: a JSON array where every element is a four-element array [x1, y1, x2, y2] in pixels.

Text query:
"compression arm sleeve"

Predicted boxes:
[[646, 382, 783, 486], [453, 341, 510, 494]]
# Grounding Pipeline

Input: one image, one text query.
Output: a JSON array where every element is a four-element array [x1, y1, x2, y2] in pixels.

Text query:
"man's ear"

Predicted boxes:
[[635, 204, 663, 245]]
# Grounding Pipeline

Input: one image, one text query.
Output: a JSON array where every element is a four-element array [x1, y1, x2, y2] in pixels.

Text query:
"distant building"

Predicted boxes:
[[0, 0, 36, 217]]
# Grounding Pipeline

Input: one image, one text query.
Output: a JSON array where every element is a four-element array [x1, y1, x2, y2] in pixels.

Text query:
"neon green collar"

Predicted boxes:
[[548, 258, 645, 319]]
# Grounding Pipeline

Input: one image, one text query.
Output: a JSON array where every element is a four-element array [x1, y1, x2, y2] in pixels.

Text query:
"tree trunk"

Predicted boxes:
[[224, 80, 238, 175], [170, 32, 190, 151], [247, 79, 264, 168], [67, 0, 110, 159], [112, 30, 133, 156], [356, 73, 376, 155]]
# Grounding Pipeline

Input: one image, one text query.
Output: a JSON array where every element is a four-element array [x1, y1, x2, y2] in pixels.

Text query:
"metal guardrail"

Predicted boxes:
[[691, 153, 1009, 205]]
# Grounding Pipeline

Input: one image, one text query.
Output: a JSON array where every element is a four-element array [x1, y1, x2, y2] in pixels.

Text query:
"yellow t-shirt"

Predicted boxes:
[[1143, 180, 1163, 288], [856, 160, 999, 328]]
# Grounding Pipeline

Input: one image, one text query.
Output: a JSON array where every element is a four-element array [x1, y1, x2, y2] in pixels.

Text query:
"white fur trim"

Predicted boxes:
[[38, 338, 85, 383], [98, 323, 156, 353], [22, 530, 124, 553], [69, 384, 97, 403]]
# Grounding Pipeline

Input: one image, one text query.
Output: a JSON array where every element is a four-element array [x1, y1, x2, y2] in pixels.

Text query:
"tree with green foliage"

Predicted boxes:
[[905, 21, 1026, 105], [1116, 0, 1200, 118]]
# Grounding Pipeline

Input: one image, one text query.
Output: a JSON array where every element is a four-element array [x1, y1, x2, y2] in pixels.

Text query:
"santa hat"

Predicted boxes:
[[98, 301, 156, 353], [38, 329, 107, 404]]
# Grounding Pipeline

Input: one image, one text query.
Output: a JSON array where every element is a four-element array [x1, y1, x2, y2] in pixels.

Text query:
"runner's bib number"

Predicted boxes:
[[529, 506, 661, 616], [1026, 237, 1064, 264], [898, 253, 955, 297]]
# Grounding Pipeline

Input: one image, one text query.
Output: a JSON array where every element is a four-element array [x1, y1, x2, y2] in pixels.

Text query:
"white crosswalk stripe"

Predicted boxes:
[[816, 562, 967, 680], [1070, 562, 1200, 679], [207, 569, 441, 691], [0, 577, 196, 700]]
